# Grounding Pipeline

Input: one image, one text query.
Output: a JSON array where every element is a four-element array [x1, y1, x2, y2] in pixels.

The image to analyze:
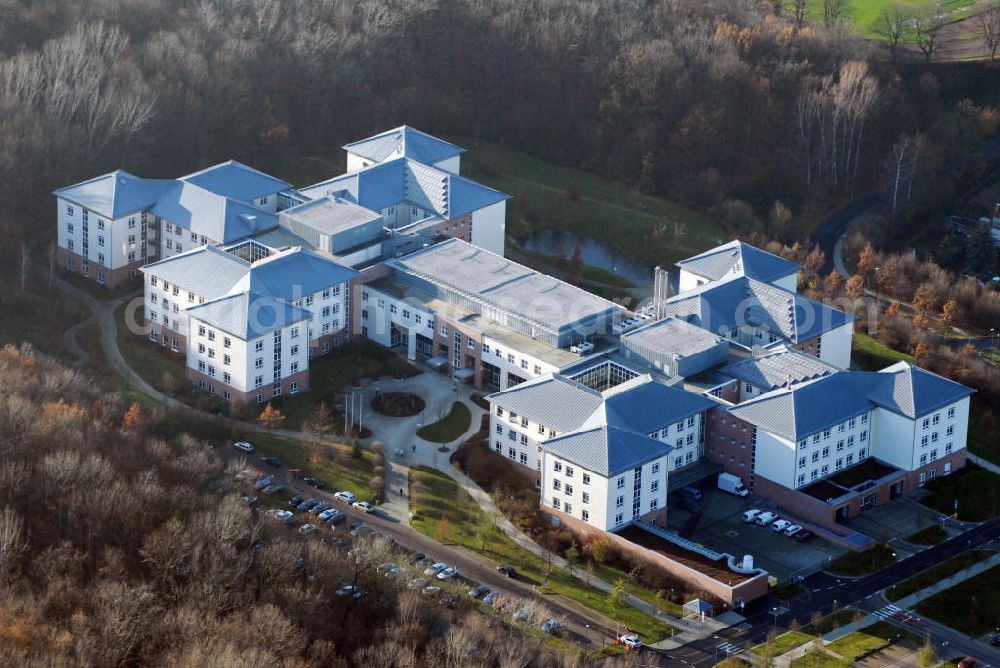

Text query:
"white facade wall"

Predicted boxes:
[[188, 317, 309, 396], [873, 397, 969, 473], [489, 404, 561, 472], [649, 414, 704, 472], [541, 452, 669, 531], [819, 322, 853, 370], [470, 200, 506, 257], [346, 152, 375, 173], [290, 283, 349, 348], [677, 269, 710, 294], [359, 286, 435, 358], [791, 412, 872, 488], [145, 273, 208, 347], [159, 220, 216, 260], [481, 336, 560, 389], [751, 429, 798, 489], [57, 198, 146, 276]]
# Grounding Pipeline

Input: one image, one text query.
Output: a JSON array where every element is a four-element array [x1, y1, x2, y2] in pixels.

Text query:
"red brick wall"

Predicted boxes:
[[309, 329, 347, 357], [57, 247, 142, 289], [433, 316, 483, 388], [793, 336, 821, 358], [704, 381, 753, 487], [186, 368, 310, 403], [543, 509, 770, 607]]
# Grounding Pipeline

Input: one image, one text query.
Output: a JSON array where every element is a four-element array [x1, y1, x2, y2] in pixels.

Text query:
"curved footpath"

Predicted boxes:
[[53, 276, 705, 648]]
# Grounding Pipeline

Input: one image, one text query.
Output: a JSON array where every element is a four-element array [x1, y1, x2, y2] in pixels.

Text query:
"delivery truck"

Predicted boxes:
[[718, 472, 749, 497]]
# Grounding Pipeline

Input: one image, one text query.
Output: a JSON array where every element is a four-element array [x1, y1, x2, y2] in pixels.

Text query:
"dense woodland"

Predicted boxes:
[[0, 344, 648, 666], [0, 0, 997, 259]]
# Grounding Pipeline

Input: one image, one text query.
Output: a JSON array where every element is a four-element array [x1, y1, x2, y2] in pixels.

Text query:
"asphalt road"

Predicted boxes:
[[660, 516, 1000, 667], [236, 445, 625, 648], [812, 193, 882, 274]]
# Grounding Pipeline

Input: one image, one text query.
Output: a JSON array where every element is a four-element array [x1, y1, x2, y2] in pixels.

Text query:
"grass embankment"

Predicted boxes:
[[915, 565, 1000, 635], [75, 320, 157, 408], [851, 333, 915, 371], [417, 401, 472, 443], [59, 270, 136, 301], [772, 582, 808, 601], [804, 0, 977, 36], [408, 466, 674, 642], [803, 610, 860, 636], [886, 550, 993, 602], [0, 281, 90, 358], [115, 302, 188, 392], [905, 524, 949, 545], [827, 544, 897, 577], [794, 621, 918, 668], [458, 139, 721, 267], [752, 630, 814, 659], [921, 466, 1000, 521], [508, 242, 637, 291], [247, 432, 379, 502]]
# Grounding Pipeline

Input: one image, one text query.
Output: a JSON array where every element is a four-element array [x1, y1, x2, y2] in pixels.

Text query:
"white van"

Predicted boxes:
[[742, 509, 762, 523], [754, 511, 777, 526]]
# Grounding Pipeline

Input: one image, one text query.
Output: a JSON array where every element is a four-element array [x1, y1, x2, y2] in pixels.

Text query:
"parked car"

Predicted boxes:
[[288, 468, 304, 479], [540, 620, 561, 634], [784, 524, 803, 537], [334, 491, 357, 504], [957, 658, 977, 668], [326, 510, 346, 525], [793, 529, 814, 543], [496, 564, 517, 578], [377, 562, 398, 575], [677, 486, 703, 501], [991, 632, 1000, 646], [437, 567, 459, 580], [265, 509, 295, 525], [617, 635, 642, 651], [335, 584, 362, 599], [261, 456, 282, 467], [253, 477, 273, 491], [742, 509, 762, 523], [297, 498, 318, 511], [350, 524, 370, 537], [310, 502, 332, 514], [262, 484, 283, 495], [772, 519, 791, 533], [407, 577, 427, 590], [353, 501, 375, 513], [755, 511, 778, 526], [483, 592, 504, 606], [304, 477, 327, 489], [408, 552, 426, 564], [298, 523, 317, 534], [233, 441, 254, 453], [424, 562, 448, 576], [422, 586, 443, 597], [469, 585, 490, 599], [288, 494, 304, 507], [513, 606, 536, 621], [317, 508, 339, 522], [241, 495, 258, 506]]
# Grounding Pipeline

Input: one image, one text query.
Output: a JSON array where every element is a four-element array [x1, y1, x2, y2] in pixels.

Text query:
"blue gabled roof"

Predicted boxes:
[[872, 362, 974, 418], [227, 248, 361, 300], [181, 160, 290, 203], [151, 182, 277, 243], [53, 170, 175, 219], [299, 160, 406, 212], [598, 380, 715, 434], [344, 126, 465, 164], [186, 291, 311, 340], [662, 275, 854, 342], [543, 426, 674, 476], [448, 172, 509, 216], [678, 240, 800, 284]]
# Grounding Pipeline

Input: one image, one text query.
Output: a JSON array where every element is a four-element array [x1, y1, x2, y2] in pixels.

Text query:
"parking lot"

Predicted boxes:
[[663, 487, 848, 582]]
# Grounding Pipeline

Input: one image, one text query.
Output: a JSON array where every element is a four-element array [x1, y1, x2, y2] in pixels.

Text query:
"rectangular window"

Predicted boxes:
[[290, 362, 299, 373], [255, 358, 263, 369], [565, 484, 573, 496], [948, 407, 956, 419], [552, 498, 561, 510], [615, 513, 623, 525], [582, 473, 590, 485], [582, 492, 589, 504], [616, 496, 624, 508], [582, 510, 589, 521], [552, 479, 561, 490], [290, 327, 299, 339]]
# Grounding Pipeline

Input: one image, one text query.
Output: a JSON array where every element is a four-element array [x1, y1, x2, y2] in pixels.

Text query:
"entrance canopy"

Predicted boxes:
[[425, 356, 449, 369], [683, 598, 714, 618], [453, 368, 475, 382]]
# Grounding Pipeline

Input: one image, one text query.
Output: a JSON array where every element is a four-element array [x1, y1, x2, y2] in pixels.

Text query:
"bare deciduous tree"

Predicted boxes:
[[873, 5, 912, 62], [973, 5, 1000, 64]]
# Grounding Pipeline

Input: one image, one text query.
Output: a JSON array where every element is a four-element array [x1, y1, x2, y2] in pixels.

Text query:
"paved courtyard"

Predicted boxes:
[[663, 487, 847, 582]]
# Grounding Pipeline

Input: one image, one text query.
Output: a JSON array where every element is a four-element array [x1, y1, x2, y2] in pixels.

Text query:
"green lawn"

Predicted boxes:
[[274, 340, 421, 430], [921, 467, 1000, 521], [827, 544, 897, 577], [752, 630, 814, 658], [887, 550, 993, 602], [0, 281, 90, 359], [905, 524, 949, 545], [408, 466, 673, 642], [244, 431, 379, 502], [417, 401, 472, 443], [59, 269, 137, 301], [114, 302, 189, 392], [458, 139, 721, 267], [803, 610, 861, 636], [851, 333, 915, 371], [75, 320, 158, 408], [915, 565, 1000, 636], [804, 0, 978, 36]]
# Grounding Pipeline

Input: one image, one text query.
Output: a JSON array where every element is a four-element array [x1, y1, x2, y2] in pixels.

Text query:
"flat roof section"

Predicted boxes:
[[621, 316, 725, 359], [799, 479, 852, 503], [617, 524, 756, 585], [281, 196, 382, 235], [827, 458, 901, 490]]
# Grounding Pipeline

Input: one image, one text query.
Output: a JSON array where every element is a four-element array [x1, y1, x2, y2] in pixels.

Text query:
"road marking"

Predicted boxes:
[[735, 623, 753, 633], [717, 642, 741, 655], [872, 604, 902, 620]]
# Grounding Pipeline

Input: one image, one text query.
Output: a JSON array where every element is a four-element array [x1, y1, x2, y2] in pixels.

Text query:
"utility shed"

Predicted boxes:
[[620, 317, 728, 377], [278, 196, 384, 254]]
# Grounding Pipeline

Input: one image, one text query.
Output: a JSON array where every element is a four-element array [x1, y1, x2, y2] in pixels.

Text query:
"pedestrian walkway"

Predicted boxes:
[[968, 453, 1000, 476]]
